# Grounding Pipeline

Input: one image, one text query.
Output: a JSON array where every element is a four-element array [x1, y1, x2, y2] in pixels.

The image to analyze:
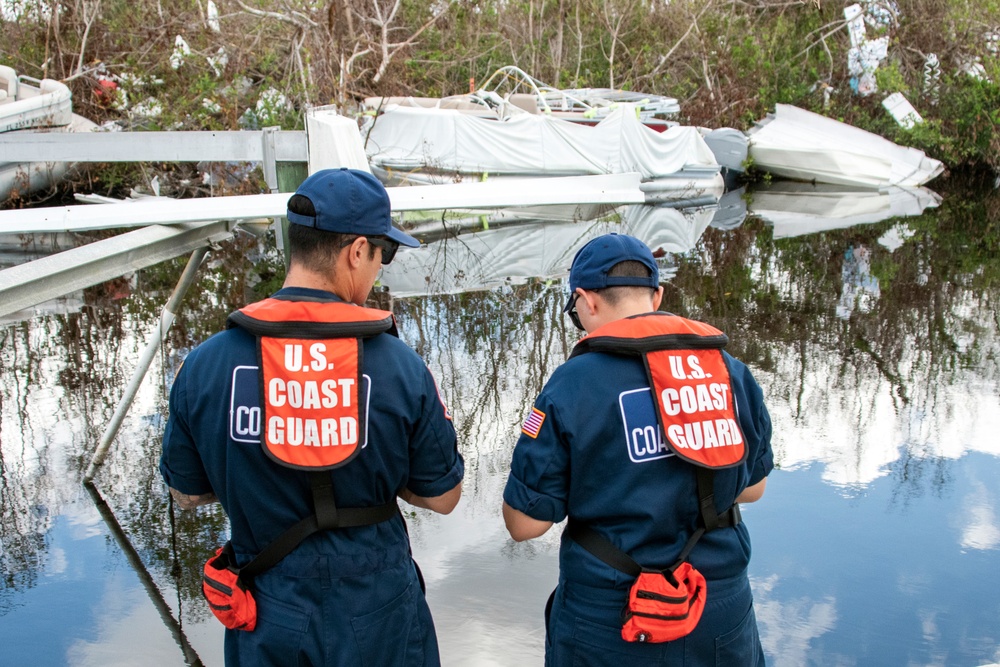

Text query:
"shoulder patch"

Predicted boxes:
[[521, 407, 546, 439]]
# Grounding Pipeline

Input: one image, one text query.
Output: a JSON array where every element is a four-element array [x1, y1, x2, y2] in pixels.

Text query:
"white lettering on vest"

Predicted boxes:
[[267, 416, 360, 447], [662, 383, 731, 415], [668, 418, 743, 449], [310, 343, 327, 371], [269, 379, 352, 410], [284, 344, 302, 371]]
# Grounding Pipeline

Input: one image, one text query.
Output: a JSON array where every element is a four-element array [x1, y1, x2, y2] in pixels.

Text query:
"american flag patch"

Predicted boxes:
[[521, 407, 546, 438]]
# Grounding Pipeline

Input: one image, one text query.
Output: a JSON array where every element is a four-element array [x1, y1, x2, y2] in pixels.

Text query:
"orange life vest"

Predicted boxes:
[[570, 311, 747, 470], [227, 297, 397, 471]]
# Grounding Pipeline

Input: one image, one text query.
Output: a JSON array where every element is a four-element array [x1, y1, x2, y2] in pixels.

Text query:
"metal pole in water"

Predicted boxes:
[[84, 481, 205, 666], [83, 246, 210, 483]]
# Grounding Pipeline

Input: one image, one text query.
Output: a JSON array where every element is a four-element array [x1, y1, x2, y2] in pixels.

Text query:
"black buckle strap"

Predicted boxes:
[[567, 469, 743, 578], [566, 521, 643, 578], [238, 472, 398, 580]]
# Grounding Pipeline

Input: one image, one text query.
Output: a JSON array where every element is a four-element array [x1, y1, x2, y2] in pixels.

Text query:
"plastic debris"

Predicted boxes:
[[962, 58, 990, 82], [844, 3, 892, 97], [861, 0, 899, 30], [882, 92, 923, 129], [208, 47, 228, 77], [170, 35, 191, 70], [131, 98, 164, 118], [239, 88, 290, 129], [93, 78, 118, 107], [923, 54, 940, 105], [206, 0, 221, 32]]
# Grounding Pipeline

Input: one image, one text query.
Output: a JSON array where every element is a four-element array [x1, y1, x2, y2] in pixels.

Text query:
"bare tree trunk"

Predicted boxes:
[[75, 0, 101, 77], [552, 0, 565, 85], [573, 3, 583, 87]]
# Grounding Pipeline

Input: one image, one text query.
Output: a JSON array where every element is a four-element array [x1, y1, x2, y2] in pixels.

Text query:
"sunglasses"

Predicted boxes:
[[366, 236, 400, 265], [567, 292, 585, 331]]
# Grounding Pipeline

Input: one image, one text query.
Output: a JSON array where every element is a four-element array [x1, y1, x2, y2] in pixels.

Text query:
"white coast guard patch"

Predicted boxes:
[[521, 407, 546, 438], [619, 387, 674, 463]]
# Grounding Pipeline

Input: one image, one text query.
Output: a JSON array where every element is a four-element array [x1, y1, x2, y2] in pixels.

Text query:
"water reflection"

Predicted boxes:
[[0, 179, 998, 666], [383, 203, 716, 297]]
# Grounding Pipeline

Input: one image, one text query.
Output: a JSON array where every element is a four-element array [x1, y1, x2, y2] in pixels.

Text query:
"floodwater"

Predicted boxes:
[[1, 178, 999, 666]]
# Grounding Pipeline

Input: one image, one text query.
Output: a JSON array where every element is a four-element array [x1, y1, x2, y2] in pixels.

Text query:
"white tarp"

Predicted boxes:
[[363, 104, 719, 180], [748, 104, 944, 187]]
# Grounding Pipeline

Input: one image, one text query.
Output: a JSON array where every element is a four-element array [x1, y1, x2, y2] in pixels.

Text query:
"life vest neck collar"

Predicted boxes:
[[571, 312, 728, 358]]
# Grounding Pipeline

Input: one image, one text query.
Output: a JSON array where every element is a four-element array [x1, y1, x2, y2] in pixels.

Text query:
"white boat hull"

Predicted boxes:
[[748, 104, 943, 188], [1, 65, 97, 201]]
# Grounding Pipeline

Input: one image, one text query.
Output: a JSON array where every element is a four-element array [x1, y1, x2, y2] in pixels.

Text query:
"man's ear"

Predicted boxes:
[[579, 288, 600, 316], [346, 236, 367, 268], [652, 286, 664, 311]]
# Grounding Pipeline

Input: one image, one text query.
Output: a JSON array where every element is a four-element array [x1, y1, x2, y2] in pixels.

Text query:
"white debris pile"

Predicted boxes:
[[239, 88, 291, 129], [844, 2, 893, 97]]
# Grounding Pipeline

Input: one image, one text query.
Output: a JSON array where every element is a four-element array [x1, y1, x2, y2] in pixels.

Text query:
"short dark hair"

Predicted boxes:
[[600, 260, 657, 306], [287, 195, 375, 271]]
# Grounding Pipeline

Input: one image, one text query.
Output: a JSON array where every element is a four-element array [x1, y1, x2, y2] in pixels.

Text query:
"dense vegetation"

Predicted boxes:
[[3, 0, 1000, 185]]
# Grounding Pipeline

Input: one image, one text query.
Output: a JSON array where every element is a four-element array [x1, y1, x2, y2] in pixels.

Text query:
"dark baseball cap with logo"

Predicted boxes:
[[285, 168, 420, 248], [564, 233, 660, 313]]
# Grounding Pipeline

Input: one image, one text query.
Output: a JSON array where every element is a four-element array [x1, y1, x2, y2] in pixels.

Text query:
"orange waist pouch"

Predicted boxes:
[[621, 562, 706, 643], [202, 543, 257, 632]]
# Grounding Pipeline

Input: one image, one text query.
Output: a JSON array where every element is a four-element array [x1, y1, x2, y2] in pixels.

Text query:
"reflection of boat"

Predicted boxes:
[[747, 182, 942, 238], [1, 65, 98, 201], [747, 104, 944, 188], [379, 203, 715, 297], [363, 103, 723, 204]]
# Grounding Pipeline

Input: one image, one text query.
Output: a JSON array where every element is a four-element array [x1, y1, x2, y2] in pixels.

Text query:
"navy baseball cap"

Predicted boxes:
[[286, 168, 420, 248], [564, 233, 659, 312]]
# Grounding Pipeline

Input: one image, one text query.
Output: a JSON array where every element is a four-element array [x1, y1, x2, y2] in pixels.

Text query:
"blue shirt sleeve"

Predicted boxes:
[[159, 357, 214, 496], [503, 393, 569, 523], [405, 365, 464, 498]]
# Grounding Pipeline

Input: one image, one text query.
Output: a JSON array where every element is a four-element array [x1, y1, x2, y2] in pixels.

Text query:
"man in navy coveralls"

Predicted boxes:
[[161, 168, 464, 666], [503, 233, 773, 666]]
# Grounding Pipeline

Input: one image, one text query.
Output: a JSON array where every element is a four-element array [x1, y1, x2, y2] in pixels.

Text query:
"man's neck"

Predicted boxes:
[[587, 300, 656, 333], [283, 265, 353, 302]]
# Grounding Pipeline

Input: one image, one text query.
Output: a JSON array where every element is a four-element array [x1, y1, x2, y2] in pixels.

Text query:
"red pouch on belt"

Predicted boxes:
[[621, 561, 706, 643], [202, 543, 257, 632]]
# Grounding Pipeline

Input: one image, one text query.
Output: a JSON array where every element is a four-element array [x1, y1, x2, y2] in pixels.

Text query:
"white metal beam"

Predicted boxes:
[[0, 173, 645, 234], [0, 130, 308, 162], [0, 220, 234, 318]]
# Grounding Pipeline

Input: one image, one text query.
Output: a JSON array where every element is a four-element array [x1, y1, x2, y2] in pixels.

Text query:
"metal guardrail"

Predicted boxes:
[[0, 219, 234, 318], [0, 128, 308, 162]]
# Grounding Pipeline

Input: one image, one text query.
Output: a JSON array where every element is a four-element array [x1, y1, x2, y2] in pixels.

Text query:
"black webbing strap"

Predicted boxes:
[[240, 472, 398, 580], [695, 467, 741, 532], [566, 468, 741, 577]]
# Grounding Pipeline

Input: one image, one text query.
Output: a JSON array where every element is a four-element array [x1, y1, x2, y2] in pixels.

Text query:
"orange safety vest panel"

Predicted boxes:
[[227, 297, 397, 471], [570, 312, 747, 469]]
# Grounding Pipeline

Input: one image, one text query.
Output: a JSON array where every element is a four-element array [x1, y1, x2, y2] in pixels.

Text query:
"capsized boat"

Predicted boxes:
[[1, 65, 98, 202], [747, 104, 944, 188], [364, 65, 680, 131], [362, 103, 724, 205]]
